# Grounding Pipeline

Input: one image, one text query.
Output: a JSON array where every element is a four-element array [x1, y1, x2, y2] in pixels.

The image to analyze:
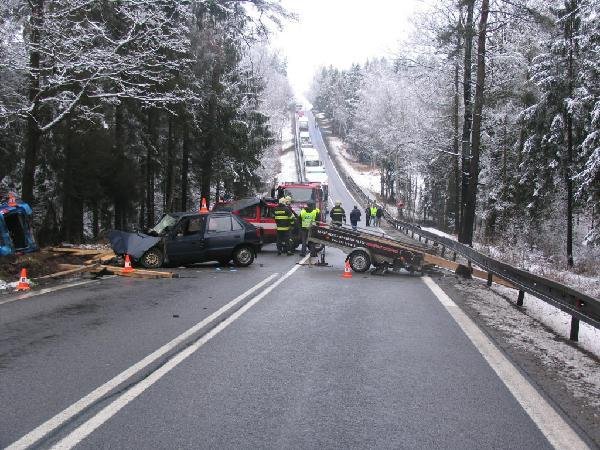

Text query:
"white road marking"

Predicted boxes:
[[5, 272, 281, 450], [0, 279, 101, 306], [49, 256, 309, 449], [422, 276, 589, 450]]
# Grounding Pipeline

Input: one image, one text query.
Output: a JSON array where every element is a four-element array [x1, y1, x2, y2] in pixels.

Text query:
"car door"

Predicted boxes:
[[204, 215, 241, 261], [165, 216, 207, 264]]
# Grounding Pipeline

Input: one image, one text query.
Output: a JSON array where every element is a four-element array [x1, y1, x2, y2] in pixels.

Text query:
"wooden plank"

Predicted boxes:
[[424, 254, 515, 289], [35, 264, 100, 280], [98, 265, 175, 279], [84, 251, 115, 265], [50, 247, 108, 256]]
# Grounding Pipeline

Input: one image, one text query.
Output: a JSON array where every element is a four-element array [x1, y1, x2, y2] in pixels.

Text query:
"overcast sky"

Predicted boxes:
[[275, 0, 424, 99]]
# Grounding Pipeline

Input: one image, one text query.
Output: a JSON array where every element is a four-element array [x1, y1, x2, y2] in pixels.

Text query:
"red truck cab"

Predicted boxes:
[[277, 182, 327, 215]]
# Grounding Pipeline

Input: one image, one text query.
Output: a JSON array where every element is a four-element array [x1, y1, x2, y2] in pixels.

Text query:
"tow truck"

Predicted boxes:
[[308, 222, 427, 275]]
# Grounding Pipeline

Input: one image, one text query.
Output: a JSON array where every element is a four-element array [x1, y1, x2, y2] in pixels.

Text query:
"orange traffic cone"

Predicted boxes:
[[123, 254, 134, 273], [7, 192, 17, 207], [199, 197, 209, 214], [16, 268, 30, 291], [342, 260, 353, 279]]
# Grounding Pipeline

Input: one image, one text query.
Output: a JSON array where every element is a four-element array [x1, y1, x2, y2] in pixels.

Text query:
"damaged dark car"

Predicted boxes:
[[109, 211, 261, 269]]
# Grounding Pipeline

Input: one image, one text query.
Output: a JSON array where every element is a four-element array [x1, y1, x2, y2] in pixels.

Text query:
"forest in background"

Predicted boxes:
[[309, 0, 599, 270], [0, 0, 293, 244]]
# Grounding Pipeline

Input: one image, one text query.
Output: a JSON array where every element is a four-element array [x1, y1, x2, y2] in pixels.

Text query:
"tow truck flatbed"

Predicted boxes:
[[308, 223, 429, 275]]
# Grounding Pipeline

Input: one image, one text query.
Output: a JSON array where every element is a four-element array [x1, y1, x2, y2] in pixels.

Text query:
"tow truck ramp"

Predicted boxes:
[[308, 223, 430, 275]]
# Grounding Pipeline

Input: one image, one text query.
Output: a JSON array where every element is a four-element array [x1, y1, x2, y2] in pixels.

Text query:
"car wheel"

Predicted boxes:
[[348, 250, 371, 273], [141, 247, 164, 269], [232, 246, 254, 267]]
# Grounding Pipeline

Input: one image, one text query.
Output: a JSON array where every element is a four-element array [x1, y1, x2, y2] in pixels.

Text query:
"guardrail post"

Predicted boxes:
[[425, 237, 428, 244], [441, 246, 446, 257], [487, 272, 492, 287], [517, 290, 524, 306], [570, 317, 580, 341], [411, 231, 414, 238]]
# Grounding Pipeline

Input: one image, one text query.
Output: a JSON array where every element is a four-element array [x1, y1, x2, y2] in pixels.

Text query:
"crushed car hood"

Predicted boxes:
[[108, 230, 162, 259]]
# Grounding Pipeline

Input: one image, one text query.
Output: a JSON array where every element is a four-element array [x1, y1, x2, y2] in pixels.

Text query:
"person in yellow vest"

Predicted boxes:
[[299, 202, 320, 257], [273, 197, 295, 255], [370, 204, 378, 227]]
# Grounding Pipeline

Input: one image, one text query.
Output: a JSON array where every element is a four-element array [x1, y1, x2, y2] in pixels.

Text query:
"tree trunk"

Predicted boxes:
[[461, 0, 489, 246], [458, 0, 475, 244], [22, 0, 44, 204], [564, 0, 577, 268], [146, 109, 158, 227], [165, 114, 175, 213], [113, 103, 125, 230], [453, 14, 462, 234], [181, 121, 190, 211]]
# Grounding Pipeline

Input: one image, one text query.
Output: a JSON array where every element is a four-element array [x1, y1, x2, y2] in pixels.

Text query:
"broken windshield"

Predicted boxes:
[[150, 214, 178, 235]]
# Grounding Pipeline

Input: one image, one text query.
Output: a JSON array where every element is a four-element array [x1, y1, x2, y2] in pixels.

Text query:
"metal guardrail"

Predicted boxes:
[[315, 113, 600, 342], [292, 113, 304, 183]]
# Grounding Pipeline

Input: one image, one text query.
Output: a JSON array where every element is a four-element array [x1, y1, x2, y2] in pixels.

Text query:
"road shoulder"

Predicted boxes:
[[431, 271, 600, 447]]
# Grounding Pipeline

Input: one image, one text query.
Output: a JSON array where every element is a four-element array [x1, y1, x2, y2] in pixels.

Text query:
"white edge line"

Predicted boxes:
[[50, 256, 309, 449], [421, 276, 589, 450], [5, 272, 281, 450], [0, 279, 101, 306]]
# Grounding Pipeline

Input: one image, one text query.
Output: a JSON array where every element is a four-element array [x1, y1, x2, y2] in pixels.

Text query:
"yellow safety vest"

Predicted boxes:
[[370, 207, 377, 217], [300, 209, 319, 228]]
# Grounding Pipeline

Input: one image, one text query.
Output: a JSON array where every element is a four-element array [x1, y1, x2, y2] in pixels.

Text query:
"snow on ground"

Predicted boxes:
[[328, 136, 381, 199], [277, 147, 297, 183], [451, 277, 600, 408], [276, 121, 297, 184], [422, 226, 456, 240]]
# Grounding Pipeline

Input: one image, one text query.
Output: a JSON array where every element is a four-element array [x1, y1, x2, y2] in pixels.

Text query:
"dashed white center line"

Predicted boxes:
[[49, 257, 308, 449], [6, 271, 285, 450]]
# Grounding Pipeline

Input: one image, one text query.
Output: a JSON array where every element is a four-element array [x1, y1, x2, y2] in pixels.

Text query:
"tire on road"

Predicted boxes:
[[140, 247, 164, 269], [232, 245, 255, 267], [348, 250, 371, 273]]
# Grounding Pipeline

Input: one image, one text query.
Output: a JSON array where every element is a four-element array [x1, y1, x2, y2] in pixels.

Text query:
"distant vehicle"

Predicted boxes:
[[0, 195, 38, 257], [298, 116, 309, 131], [212, 196, 301, 247], [299, 131, 311, 145], [108, 211, 261, 269]]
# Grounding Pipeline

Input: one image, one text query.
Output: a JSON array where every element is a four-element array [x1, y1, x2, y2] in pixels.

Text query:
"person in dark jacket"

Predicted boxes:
[[364, 206, 371, 226], [349, 206, 361, 231], [273, 198, 295, 255], [376, 206, 384, 227], [329, 201, 346, 226]]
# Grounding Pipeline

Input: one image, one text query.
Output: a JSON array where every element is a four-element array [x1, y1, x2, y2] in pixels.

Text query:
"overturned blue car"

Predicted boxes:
[[0, 195, 39, 257]]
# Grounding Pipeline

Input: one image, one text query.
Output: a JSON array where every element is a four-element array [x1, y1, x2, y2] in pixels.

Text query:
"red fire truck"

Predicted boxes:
[[277, 182, 327, 215]]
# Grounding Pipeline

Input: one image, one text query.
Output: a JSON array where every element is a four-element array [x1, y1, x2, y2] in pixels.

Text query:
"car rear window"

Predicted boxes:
[[232, 217, 244, 230], [207, 216, 233, 233]]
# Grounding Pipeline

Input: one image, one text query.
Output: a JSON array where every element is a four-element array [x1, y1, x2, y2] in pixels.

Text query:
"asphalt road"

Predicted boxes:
[[0, 118, 576, 448]]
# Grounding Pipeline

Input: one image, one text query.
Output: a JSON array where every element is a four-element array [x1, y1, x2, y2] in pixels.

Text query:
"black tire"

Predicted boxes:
[[232, 246, 255, 267], [348, 250, 371, 273], [140, 247, 164, 269]]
